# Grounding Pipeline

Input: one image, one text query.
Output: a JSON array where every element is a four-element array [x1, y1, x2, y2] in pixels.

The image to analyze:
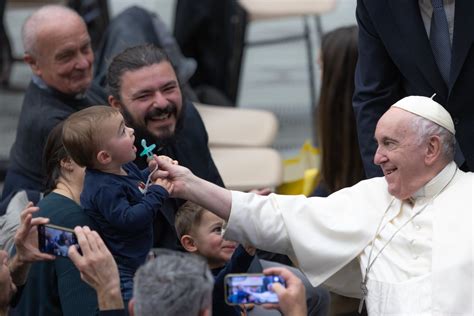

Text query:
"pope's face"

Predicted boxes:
[[114, 62, 183, 142], [374, 108, 429, 199], [29, 16, 93, 95]]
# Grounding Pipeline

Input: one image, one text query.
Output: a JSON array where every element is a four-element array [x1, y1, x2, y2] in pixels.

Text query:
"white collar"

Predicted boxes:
[[411, 161, 457, 200]]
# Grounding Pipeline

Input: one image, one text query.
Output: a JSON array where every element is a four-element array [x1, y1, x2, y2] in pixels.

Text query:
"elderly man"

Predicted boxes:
[[156, 95, 473, 315], [1, 5, 104, 201]]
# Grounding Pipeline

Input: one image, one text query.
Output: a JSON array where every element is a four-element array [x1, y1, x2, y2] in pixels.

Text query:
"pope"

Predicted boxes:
[[154, 95, 473, 315]]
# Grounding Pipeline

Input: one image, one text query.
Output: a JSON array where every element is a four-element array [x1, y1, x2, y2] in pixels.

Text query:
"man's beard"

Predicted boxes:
[[120, 100, 186, 148]]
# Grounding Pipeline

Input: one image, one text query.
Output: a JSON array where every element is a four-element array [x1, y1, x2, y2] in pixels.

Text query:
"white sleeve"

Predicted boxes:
[[224, 178, 390, 287]]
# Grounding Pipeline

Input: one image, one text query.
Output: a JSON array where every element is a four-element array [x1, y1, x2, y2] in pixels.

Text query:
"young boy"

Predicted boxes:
[[175, 201, 256, 316], [62, 105, 173, 303]]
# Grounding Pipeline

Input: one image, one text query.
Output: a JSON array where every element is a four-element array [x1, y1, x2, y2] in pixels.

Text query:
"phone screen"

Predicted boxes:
[[38, 224, 79, 257], [225, 274, 285, 305]]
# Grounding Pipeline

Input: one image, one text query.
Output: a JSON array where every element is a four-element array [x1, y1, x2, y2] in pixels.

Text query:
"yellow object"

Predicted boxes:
[[276, 140, 321, 196]]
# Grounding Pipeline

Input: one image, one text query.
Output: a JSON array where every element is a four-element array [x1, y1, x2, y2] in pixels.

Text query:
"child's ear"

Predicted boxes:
[[181, 235, 198, 253], [96, 150, 111, 165]]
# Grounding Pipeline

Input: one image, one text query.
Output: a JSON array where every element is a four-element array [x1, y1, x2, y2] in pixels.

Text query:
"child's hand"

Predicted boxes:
[[243, 244, 256, 256], [153, 177, 174, 194], [157, 154, 178, 165]]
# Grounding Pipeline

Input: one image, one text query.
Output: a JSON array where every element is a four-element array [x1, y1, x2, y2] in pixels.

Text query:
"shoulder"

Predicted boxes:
[[447, 169, 474, 194], [84, 169, 121, 186], [20, 84, 73, 128], [123, 162, 143, 177], [82, 170, 123, 199], [336, 177, 388, 198], [179, 101, 207, 135], [38, 193, 95, 228]]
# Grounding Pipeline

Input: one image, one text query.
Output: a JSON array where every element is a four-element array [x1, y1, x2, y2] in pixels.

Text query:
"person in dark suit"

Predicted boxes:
[[353, 0, 474, 177]]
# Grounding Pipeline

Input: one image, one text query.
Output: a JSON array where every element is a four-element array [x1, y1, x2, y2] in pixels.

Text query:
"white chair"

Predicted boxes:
[[210, 147, 282, 191], [195, 102, 283, 191], [195, 102, 278, 147], [237, 0, 337, 110]]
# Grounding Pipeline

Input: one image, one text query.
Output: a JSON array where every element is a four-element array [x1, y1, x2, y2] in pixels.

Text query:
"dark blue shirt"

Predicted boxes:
[[81, 162, 168, 270], [211, 245, 255, 316]]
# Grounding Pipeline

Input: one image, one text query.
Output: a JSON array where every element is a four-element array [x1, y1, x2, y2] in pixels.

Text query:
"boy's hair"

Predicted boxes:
[[175, 201, 208, 238], [62, 105, 120, 168]]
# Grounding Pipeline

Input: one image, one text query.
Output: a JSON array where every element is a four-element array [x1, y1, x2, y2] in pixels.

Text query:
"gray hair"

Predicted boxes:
[[22, 5, 82, 57], [133, 249, 214, 316], [411, 115, 455, 162]]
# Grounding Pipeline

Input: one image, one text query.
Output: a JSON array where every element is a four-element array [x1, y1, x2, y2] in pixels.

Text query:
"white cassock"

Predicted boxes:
[[224, 162, 474, 315]]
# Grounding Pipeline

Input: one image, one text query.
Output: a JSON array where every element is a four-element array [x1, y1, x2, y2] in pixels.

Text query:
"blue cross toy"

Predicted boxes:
[[139, 139, 156, 159]]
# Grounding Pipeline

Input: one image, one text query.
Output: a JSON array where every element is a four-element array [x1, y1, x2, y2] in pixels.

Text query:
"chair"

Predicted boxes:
[[210, 147, 282, 191], [194, 102, 278, 147], [237, 0, 336, 110], [195, 102, 283, 191]]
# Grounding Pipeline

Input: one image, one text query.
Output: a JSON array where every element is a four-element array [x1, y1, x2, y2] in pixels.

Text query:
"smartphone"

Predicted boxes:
[[224, 273, 286, 305], [38, 224, 79, 257]]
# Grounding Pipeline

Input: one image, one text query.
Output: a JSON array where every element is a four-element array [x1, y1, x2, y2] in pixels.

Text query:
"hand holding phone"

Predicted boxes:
[[13, 202, 55, 264], [225, 273, 286, 305], [261, 267, 307, 316], [38, 224, 79, 258]]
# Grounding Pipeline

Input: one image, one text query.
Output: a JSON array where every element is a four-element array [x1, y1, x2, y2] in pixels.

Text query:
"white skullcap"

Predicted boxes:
[[391, 95, 455, 135]]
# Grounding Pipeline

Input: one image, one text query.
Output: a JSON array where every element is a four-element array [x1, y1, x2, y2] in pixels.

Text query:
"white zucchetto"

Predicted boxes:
[[391, 95, 455, 135]]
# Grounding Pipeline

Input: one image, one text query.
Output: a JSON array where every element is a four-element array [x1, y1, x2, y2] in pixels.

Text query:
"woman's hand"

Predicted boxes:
[[14, 202, 55, 264]]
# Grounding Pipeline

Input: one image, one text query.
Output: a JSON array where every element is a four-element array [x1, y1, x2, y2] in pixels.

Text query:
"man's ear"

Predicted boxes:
[[96, 150, 111, 165], [180, 235, 198, 253], [109, 95, 121, 109], [128, 299, 135, 316], [24, 53, 42, 76], [425, 135, 442, 165]]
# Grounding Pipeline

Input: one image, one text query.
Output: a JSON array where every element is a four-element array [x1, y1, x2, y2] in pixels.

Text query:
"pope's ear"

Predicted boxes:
[[425, 135, 442, 165]]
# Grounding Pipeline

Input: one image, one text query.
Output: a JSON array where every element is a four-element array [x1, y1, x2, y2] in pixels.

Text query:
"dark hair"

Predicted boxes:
[[107, 44, 171, 101], [315, 25, 365, 193], [43, 122, 68, 195], [62, 105, 120, 168], [175, 201, 208, 239]]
